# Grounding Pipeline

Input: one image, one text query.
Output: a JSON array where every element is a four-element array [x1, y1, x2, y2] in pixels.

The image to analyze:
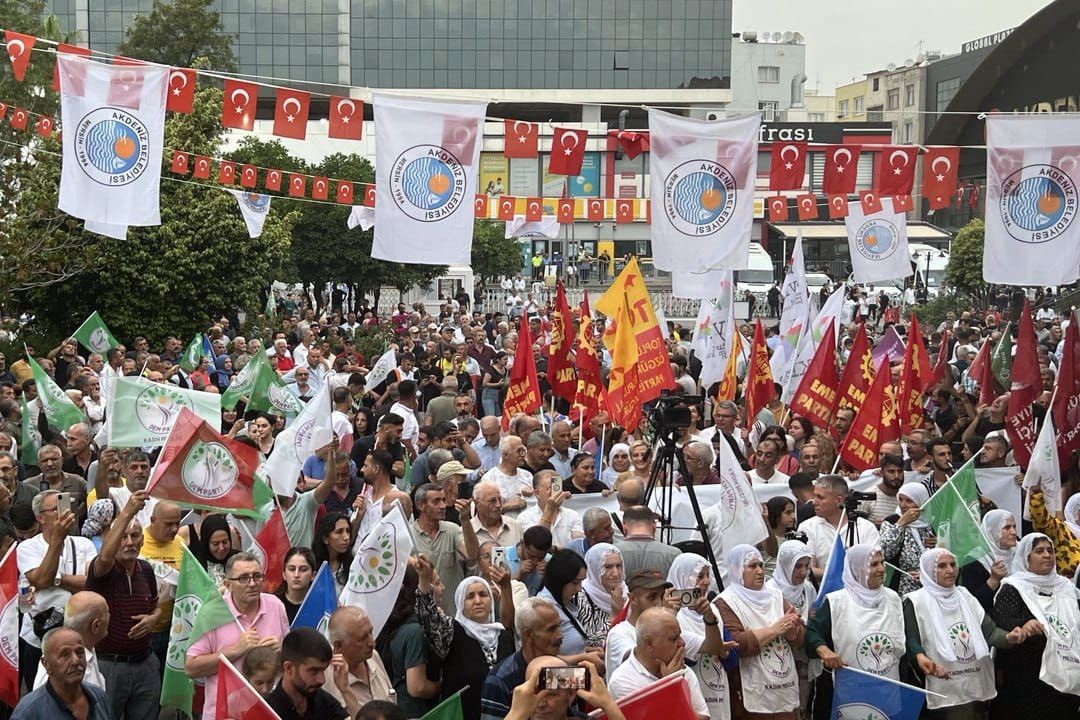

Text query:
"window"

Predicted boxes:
[[758, 101, 779, 121], [867, 105, 883, 121], [838, 100, 849, 118], [887, 88, 899, 110], [905, 84, 916, 107], [854, 96, 864, 113], [935, 77, 962, 118], [758, 65, 780, 83], [872, 77, 880, 91], [809, 112, 826, 122], [613, 50, 629, 70], [903, 121, 913, 143]]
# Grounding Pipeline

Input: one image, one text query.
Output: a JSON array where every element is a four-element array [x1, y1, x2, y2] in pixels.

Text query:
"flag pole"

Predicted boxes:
[[830, 665, 948, 700]]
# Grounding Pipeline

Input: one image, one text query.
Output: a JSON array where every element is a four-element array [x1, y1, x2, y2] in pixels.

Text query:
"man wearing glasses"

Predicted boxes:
[[186, 550, 289, 719]]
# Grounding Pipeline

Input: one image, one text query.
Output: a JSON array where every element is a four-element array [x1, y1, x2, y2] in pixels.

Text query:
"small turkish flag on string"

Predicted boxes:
[[823, 145, 861, 194], [893, 194, 913, 212], [968, 182, 980, 208], [611, 130, 650, 159], [222, 79, 258, 131], [923, 146, 959, 210], [769, 141, 807, 191], [525, 197, 542, 222], [0, 103, 7, 121], [504, 119, 538, 158], [616, 198, 634, 223], [498, 196, 517, 221], [474, 194, 488, 218], [52, 43, 91, 92], [336, 180, 353, 205], [548, 127, 588, 176], [273, 88, 310, 140], [363, 184, 376, 207], [796, 194, 818, 221], [767, 196, 788, 222], [4, 31, 34, 82], [442, 115, 479, 160], [170, 151, 189, 175], [875, 145, 918, 196], [166, 68, 196, 113], [586, 198, 604, 221], [328, 96, 363, 140], [218, 162, 237, 185], [288, 174, 306, 197], [859, 190, 882, 215], [193, 156, 211, 179], [35, 116, 54, 137], [265, 169, 282, 192], [9, 108, 27, 131], [107, 66, 144, 110], [240, 165, 258, 189], [311, 176, 329, 200], [827, 194, 849, 219], [558, 198, 575, 223]]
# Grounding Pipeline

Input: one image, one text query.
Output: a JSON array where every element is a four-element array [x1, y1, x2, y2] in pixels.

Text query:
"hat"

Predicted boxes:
[[627, 568, 673, 592], [436, 460, 468, 482]]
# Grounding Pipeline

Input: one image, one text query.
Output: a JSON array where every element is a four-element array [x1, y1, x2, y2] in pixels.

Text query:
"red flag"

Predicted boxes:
[[859, 190, 882, 215], [215, 656, 279, 720], [218, 162, 236, 185], [840, 359, 900, 471], [35, 115, 54, 137], [923, 147, 959, 210], [892, 194, 913, 212], [4, 31, 34, 82], [498, 195, 516, 221], [146, 408, 261, 512], [548, 282, 576, 404], [525, 197, 542, 222], [827, 194, 849, 219], [273, 88, 310, 140], [745, 319, 775, 426], [504, 119, 539, 158], [363, 184, 376, 207], [328, 96, 363, 140], [586, 198, 604, 221], [0, 103, 6, 121], [474, 194, 488, 218], [930, 329, 950, 388], [596, 672, 699, 720], [170, 151, 190, 175], [52, 43, 91, 93], [239, 164, 257, 189], [967, 338, 996, 407], [252, 507, 289, 593], [8, 108, 26, 131], [1053, 311, 1080, 464], [769, 141, 807, 191], [611, 130, 650, 160], [897, 314, 932, 433], [796, 194, 818, 221], [193, 156, 211, 179], [791, 322, 840, 430], [311, 176, 329, 201], [557, 198, 575, 223], [0, 546, 18, 707], [222, 79, 258, 131], [968, 182, 980, 209], [264, 168, 282, 192], [838, 324, 873, 415], [442, 114, 479, 160], [574, 293, 607, 424], [1006, 300, 1042, 467], [336, 180, 354, 205], [288, 174, 306, 198], [502, 311, 541, 428], [166, 68, 196, 113], [548, 127, 588, 176], [615, 198, 634, 224], [823, 145, 861, 194], [767, 196, 788, 222], [875, 146, 917, 196]]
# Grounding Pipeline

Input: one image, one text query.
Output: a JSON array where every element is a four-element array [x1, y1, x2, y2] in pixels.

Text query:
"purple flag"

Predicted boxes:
[[871, 325, 906, 366]]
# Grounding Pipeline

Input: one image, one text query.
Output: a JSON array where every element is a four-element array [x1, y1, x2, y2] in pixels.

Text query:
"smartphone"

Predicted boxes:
[[56, 492, 71, 516], [538, 665, 590, 691], [490, 546, 508, 571], [675, 588, 703, 607], [550, 477, 562, 495]]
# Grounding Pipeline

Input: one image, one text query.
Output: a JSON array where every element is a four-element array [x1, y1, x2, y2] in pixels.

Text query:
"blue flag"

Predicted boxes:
[[831, 667, 925, 720], [814, 533, 845, 609], [201, 334, 214, 359], [291, 562, 337, 633]]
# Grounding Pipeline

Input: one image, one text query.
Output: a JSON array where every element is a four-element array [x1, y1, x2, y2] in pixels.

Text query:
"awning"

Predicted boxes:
[[768, 222, 952, 241]]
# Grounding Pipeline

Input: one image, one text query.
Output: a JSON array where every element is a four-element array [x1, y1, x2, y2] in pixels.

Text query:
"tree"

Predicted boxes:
[[944, 218, 990, 305], [117, 0, 237, 72], [470, 221, 523, 281]]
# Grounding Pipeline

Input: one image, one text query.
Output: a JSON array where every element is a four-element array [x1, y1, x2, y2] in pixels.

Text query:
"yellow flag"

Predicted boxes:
[[605, 304, 642, 431], [716, 330, 744, 402]]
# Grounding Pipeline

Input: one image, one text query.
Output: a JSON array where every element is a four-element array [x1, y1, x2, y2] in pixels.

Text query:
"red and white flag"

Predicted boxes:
[[557, 198, 575, 223], [328, 96, 363, 140], [598, 673, 698, 720], [8, 108, 26, 130], [498, 196, 516, 221], [288, 174, 306, 197], [52, 43, 91, 93], [923, 146, 958, 210], [218, 162, 236, 185], [525, 197, 542, 222], [892, 194, 913, 212], [193, 156, 211, 179], [586, 198, 604, 221], [252, 508, 290, 593], [265, 168, 282, 191], [222, 79, 257, 131], [170, 151, 189, 175], [796, 194, 818, 220], [548, 127, 588, 176], [827, 193, 849, 219], [240, 164, 258, 189], [166, 68, 196, 113], [0, 546, 18, 708], [611, 129, 650, 159], [4, 31, 34, 82], [35, 115, 54, 137], [504, 119, 538, 158], [1053, 311, 1080, 464], [875, 145, 917, 196], [311, 176, 329, 201], [363, 184, 376, 207], [273, 88, 310, 140], [767, 196, 788, 222], [336, 181, 354, 205], [859, 190, 882, 215], [822, 145, 861, 194], [615, 198, 634, 223], [1006, 300, 1042, 467], [474, 194, 488, 218], [215, 657, 279, 720], [769, 141, 807, 190]]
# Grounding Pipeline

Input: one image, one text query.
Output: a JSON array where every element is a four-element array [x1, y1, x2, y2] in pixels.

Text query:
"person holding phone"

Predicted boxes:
[[503, 657, 623, 720]]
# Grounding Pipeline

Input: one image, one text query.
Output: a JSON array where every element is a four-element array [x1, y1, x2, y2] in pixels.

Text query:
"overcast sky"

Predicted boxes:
[[732, 0, 1053, 93]]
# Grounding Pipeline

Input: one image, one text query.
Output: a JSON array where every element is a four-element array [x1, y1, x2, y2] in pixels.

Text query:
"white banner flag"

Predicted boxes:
[[648, 109, 760, 272], [691, 272, 737, 388], [84, 220, 127, 240], [230, 191, 271, 239], [984, 116, 1080, 286], [1022, 415, 1062, 514], [504, 215, 560, 239], [372, 94, 487, 265], [770, 234, 809, 385], [339, 501, 414, 639], [672, 268, 732, 299], [975, 466, 1023, 528], [783, 285, 845, 402], [58, 55, 167, 226], [364, 349, 397, 392], [347, 205, 375, 231], [261, 387, 333, 497], [106, 375, 221, 447], [844, 197, 914, 284]]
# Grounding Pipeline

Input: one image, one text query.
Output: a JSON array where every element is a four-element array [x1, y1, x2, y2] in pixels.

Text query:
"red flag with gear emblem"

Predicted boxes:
[[273, 88, 310, 140], [166, 68, 196, 113], [897, 314, 932, 433], [501, 312, 542, 430], [837, 323, 873, 415], [328, 96, 363, 140], [1006, 300, 1042, 467], [744, 318, 776, 426], [875, 145, 918, 196], [823, 145, 861, 194], [548, 281, 577, 404], [573, 292, 606, 425], [504, 119, 538, 158], [769, 141, 807, 190], [548, 127, 588, 176], [840, 358, 900, 472]]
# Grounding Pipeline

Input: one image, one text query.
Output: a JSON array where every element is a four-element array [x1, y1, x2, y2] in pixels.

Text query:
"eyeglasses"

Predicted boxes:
[[228, 573, 265, 585]]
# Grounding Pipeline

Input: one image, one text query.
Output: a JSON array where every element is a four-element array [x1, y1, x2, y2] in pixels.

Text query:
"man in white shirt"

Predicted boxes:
[[32, 590, 110, 692], [606, 569, 674, 672], [516, 470, 583, 549], [797, 474, 880, 578], [747, 437, 790, 486], [482, 435, 533, 515], [292, 329, 313, 368], [388, 379, 420, 460]]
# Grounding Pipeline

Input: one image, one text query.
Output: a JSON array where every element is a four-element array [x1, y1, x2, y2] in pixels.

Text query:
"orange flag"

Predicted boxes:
[[605, 304, 643, 431], [501, 314, 541, 428], [897, 314, 933, 434], [744, 318, 775, 426], [790, 321, 839, 430], [1007, 299, 1042, 467], [840, 358, 900, 471], [573, 292, 606, 424], [716, 329, 744, 403], [548, 281, 577, 403], [837, 323, 873, 414]]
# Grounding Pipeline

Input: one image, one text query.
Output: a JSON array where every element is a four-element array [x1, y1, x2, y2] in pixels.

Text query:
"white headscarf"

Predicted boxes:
[[842, 544, 886, 609], [453, 576, 504, 659], [580, 543, 625, 615], [898, 482, 930, 552], [917, 548, 989, 662], [1002, 533, 1073, 596], [667, 553, 710, 622], [608, 443, 631, 468], [724, 544, 777, 611], [979, 509, 1016, 573], [1064, 494, 1080, 540], [768, 540, 817, 619]]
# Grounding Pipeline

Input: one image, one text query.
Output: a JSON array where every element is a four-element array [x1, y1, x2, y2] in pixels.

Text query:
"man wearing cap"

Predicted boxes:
[[436, 460, 469, 525], [408, 421, 480, 488], [605, 569, 673, 671]]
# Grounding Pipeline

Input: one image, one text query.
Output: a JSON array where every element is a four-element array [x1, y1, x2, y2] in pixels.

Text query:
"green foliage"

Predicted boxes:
[[349, 322, 396, 364], [117, 0, 237, 72], [944, 219, 989, 304], [470, 220, 522, 281], [911, 292, 976, 331]]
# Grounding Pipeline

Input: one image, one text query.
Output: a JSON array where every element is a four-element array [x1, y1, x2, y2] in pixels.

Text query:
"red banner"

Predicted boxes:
[[837, 323, 873, 414], [548, 282, 576, 403], [840, 359, 899, 471], [791, 322, 839, 430], [501, 314, 541, 428]]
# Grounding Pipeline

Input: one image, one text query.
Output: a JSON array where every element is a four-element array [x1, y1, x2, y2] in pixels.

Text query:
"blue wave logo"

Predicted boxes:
[[75, 108, 149, 187], [390, 145, 467, 223], [662, 160, 737, 237], [1006, 176, 1065, 232], [84, 120, 141, 175], [999, 164, 1077, 244], [402, 156, 454, 211], [672, 172, 726, 225]]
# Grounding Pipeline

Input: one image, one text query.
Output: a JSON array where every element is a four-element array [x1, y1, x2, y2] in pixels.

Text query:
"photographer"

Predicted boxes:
[[796, 475, 880, 579]]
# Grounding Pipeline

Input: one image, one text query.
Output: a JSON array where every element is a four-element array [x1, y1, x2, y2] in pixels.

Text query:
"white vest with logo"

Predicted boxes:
[[719, 588, 799, 714], [1003, 579, 1080, 696], [828, 588, 906, 681], [676, 612, 731, 720]]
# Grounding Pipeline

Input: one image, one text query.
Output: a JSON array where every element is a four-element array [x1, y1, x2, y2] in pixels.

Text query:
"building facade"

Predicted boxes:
[[728, 31, 806, 121]]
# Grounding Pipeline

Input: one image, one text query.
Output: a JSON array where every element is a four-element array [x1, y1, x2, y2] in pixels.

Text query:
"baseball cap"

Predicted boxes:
[[436, 461, 467, 482], [627, 569, 673, 593]]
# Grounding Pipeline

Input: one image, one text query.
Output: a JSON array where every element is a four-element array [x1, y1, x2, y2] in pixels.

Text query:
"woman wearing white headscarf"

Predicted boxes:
[[878, 482, 934, 595], [666, 554, 739, 720], [766, 540, 817, 715], [991, 533, 1080, 718], [716, 545, 803, 719], [960, 509, 1017, 612], [578, 543, 626, 646], [1026, 487, 1080, 578], [601, 442, 632, 487], [806, 544, 906, 680], [904, 548, 1025, 719]]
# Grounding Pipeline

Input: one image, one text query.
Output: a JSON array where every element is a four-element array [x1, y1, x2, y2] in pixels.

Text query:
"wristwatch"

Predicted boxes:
[[53, 574, 62, 588]]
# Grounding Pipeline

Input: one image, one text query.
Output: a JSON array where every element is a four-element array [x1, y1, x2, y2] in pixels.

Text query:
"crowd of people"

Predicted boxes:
[[2, 282, 1079, 720]]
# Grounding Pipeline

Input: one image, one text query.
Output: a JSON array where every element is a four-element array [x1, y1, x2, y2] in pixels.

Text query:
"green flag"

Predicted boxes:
[[419, 690, 464, 720], [161, 546, 237, 714], [27, 355, 84, 431], [71, 311, 119, 354], [106, 376, 222, 448], [264, 292, 277, 324], [990, 323, 1012, 390], [221, 350, 303, 415], [920, 457, 991, 568], [179, 333, 206, 373], [19, 394, 38, 466]]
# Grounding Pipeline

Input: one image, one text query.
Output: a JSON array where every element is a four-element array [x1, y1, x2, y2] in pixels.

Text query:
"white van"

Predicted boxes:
[[734, 242, 776, 305], [908, 243, 950, 298]]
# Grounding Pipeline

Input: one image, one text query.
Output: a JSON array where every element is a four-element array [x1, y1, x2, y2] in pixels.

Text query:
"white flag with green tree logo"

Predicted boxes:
[[71, 311, 119, 354], [106, 376, 221, 447]]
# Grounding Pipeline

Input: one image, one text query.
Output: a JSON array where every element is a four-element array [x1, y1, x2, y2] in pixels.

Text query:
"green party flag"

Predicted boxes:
[[221, 350, 303, 415], [19, 394, 38, 466], [264, 292, 277, 324], [71, 311, 119, 354], [419, 690, 465, 720], [920, 457, 991, 568], [27, 354, 84, 431], [179, 333, 206, 373], [160, 546, 237, 714], [106, 375, 222, 448], [990, 323, 1012, 391]]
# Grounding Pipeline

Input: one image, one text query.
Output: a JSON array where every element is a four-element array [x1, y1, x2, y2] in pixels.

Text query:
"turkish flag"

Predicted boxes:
[[548, 127, 588, 176], [769, 141, 807, 191], [35, 116, 54, 137], [966, 340, 996, 407], [328, 96, 363, 140], [265, 168, 282, 191], [504, 119, 539, 158], [586, 198, 604, 221], [239, 164, 257, 188], [253, 508, 289, 593], [1053, 311, 1080, 464], [52, 43, 91, 93], [822, 144, 861, 194], [170, 151, 190, 175], [4, 31, 34, 82], [611, 130, 650, 160], [922, 147, 958, 209], [193, 156, 211, 179], [557, 198, 575, 223], [273, 88, 310, 140], [215, 656, 280, 720], [0, 104, 6, 121], [875, 145, 918, 196], [474, 194, 489, 218], [336, 181, 354, 205], [363, 184, 376, 207], [311, 176, 329, 200], [107, 65, 144, 110], [166, 68, 196, 113], [954, 182, 966, 208], [616, 198, 634, 223], [218, 162, 236, 185], [442, 114, 479, 160], [525, 197, 542, 222], [892, 194, 913, 212], [288, 174, 306, 198], [859, 190, 882, 215], [9, 108, 27, 131], [796, 194, 818, 221], [968, 182, 980, 208], [767, 196, 788, 222], [498, 196, 516, 221], [222, 79, 258, 131]]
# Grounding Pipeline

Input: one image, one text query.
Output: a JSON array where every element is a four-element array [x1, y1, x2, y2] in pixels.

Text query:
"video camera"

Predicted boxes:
[[844, 490, 876, 518], [648, 390, 702, 435]]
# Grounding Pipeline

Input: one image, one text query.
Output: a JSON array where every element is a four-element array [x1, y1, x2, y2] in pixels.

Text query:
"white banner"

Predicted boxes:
[[977, 466, 1023, 528], [372, 94, 487, 265], [339, 502, 413, 639], [690, 272, 737, 388], [844, 197, 913, 284], [504, 215, 560, 239], [1023, 412, 1061, 514], [84, 220, 127, 240], [672, 268, 732, 299], [58, 55, 167, 226], [347, 205, 375, 231], [770, 234, 809, 387], [230, 191, 271, 239], [364, 349, 398, 392], [261, 387, 333, 497], [648, 109, 759, 272], [984, 116, 1080, 287]]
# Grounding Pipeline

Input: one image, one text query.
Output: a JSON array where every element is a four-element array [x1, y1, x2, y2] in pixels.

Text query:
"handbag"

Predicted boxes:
[[31, 537, 74, 639]]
